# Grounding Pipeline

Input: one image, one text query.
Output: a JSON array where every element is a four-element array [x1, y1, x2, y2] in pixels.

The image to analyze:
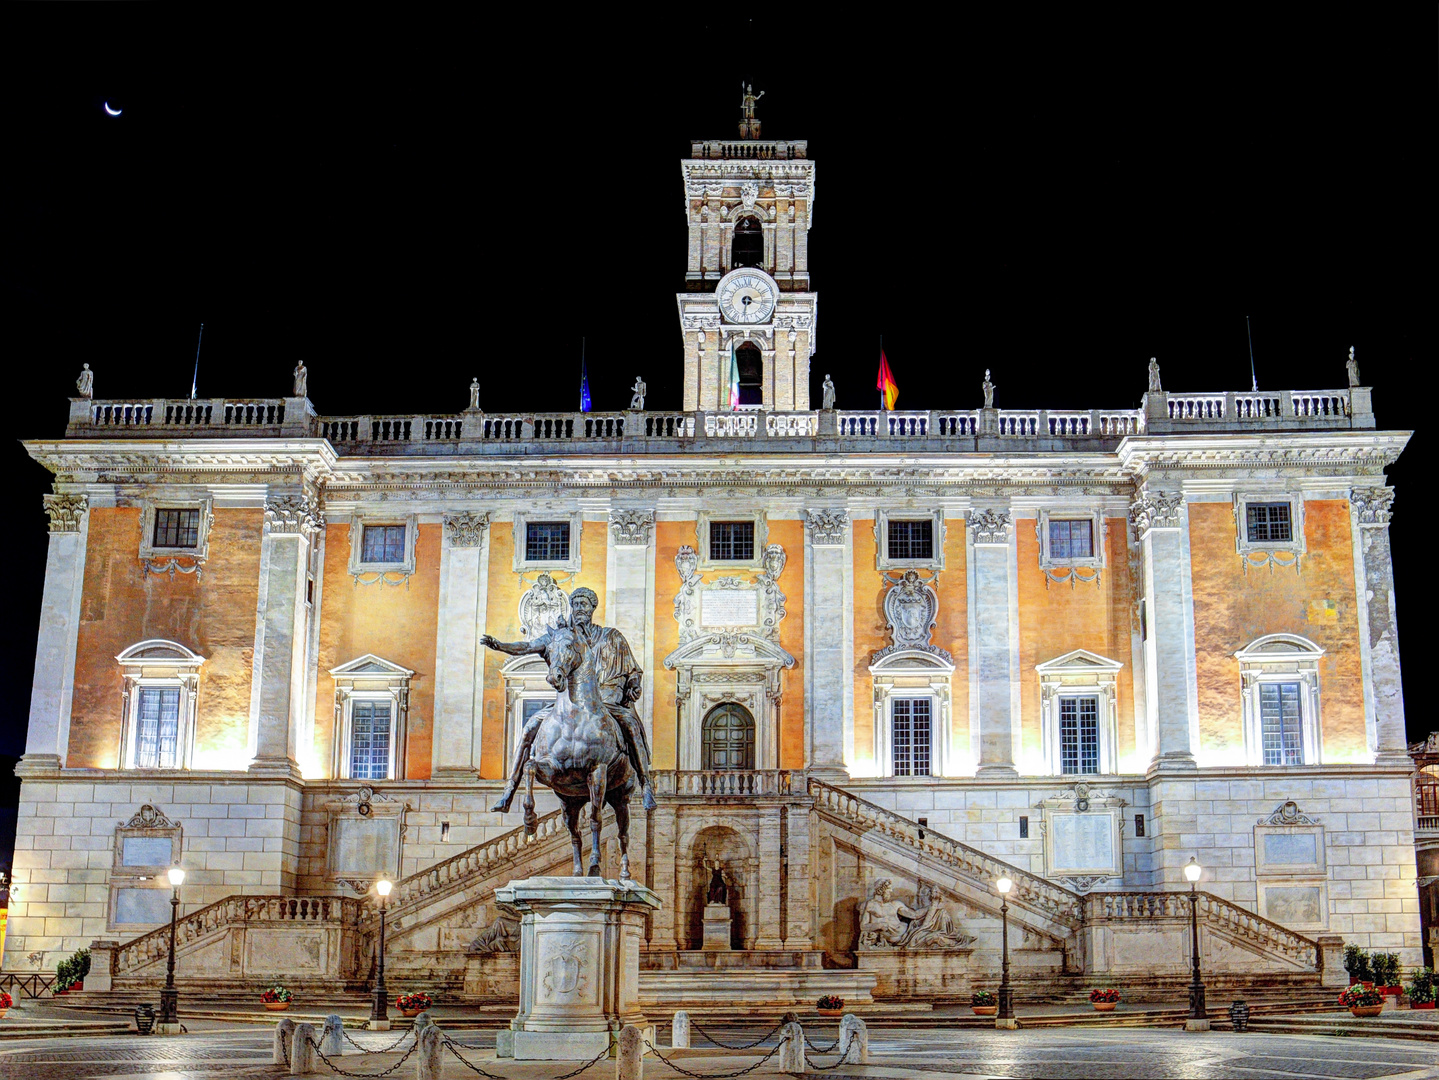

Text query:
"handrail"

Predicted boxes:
[[808, 777, 1083, 926], [1085, 890, 1320, 969], [114, 895, 360, 974]]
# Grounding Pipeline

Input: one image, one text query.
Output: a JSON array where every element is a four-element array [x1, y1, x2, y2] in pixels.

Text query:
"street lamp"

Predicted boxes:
[[995, 876, 1016, 1029], [370, 876, 393, 1029], [1184, 856, 1208, 1031], [158, 865, 185, 1033]]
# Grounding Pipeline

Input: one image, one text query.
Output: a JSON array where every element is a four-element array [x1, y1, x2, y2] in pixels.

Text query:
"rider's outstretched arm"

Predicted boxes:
[[481, 635, 543, 656]]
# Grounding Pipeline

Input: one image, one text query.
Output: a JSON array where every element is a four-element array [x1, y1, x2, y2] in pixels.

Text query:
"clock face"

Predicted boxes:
[[718, 272, 777, 324]]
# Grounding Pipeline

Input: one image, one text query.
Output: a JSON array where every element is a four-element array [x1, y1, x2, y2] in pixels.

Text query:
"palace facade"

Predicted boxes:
[[4, 125, 1418, 1005]]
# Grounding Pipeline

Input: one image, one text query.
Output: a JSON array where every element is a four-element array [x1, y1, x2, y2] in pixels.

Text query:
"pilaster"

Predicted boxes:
[[1352, 487, 1407, 762], [433, 512, 490, 779], [970, 508, 1018, 776], [804, 510, 850, 778], [23, 493, 90, 770]]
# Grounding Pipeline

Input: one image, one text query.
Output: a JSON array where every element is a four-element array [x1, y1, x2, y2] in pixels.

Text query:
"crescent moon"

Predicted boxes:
[[104, 102, 122, 116]]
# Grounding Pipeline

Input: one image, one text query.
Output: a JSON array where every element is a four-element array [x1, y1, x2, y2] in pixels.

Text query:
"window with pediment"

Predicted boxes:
[[1235, 634, 1323, 766], [329, 655, 413, 780], [115, 640, 205, 771]]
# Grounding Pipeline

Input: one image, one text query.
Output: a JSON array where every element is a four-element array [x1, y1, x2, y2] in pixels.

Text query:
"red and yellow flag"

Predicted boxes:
[[876, 349, 899, 410]]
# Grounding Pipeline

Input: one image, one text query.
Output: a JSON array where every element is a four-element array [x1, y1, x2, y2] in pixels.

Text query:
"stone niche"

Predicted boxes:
[[682, 825, 754, 951], [323, 786, 408, 891], [110, 804, 183, 930]]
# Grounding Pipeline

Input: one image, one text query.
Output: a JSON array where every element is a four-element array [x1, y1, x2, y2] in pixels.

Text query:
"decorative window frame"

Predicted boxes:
[[329, 654, 413, 781], [512, 510, 584, 574], [663, 632, 794, 771], [321, 786, 409, 894], [500, 653, 557, 768], [138, 496, 213, 578], [108, 804, 184, 930], [695, 509, 768, 571], [875, 508, 946, 571], [1233, 492, 1306, 572], [1035, 650, 1123, 776], [1034, 783, 1126, 889], [115, 640, 205, 771], [1235, 634, 1324, 767], [869, 650, 954, 778], [1036, 508, 1105, 588], [347, 513, 418, 585]]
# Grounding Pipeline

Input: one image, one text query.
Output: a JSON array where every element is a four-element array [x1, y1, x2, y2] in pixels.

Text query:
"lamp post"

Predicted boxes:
[[158, 865, 185, 1033], [370, 877, 393, 1029], [1184, 856, 1209, 1031], [995, 876, 1016, 1029]]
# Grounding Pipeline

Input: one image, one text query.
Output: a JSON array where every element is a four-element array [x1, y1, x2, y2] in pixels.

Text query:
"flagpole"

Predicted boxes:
[[190, 323, 204, 400], [879, 335, 884, 411]]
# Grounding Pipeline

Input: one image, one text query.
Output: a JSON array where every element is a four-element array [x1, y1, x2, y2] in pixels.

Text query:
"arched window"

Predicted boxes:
[[731, 216, 763, 268], [702, 703, 755, 770], [735, 342, 763, 406]]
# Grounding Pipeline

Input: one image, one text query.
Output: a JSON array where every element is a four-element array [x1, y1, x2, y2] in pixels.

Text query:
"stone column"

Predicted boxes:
[[21, 494, 89, 771], [803, 510, 851, 778], [1129, 487, 1199, 769], [609, 510, 654, 745], [1352, 487, 1408, 762], [432, 512, 490, 779], [754, 807, 784, 948], [249, 493, 321, 774], [970, 509, 1019, 776]]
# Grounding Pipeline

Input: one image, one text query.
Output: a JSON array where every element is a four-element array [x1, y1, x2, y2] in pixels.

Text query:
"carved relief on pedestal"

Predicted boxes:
[[856, 880, 975, 951], [537, 934, 591, 1003]]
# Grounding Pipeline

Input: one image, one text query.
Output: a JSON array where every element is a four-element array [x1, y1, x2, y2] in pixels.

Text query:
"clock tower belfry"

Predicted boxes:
[[677, 92, 817, 413]]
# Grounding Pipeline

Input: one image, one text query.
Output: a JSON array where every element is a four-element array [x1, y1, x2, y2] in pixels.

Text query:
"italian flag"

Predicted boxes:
[[729, 349, 741, 410], [877, 348, 899, 410]]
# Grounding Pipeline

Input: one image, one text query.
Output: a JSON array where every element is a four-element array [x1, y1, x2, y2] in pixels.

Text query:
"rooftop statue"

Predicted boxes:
[[292, 360, 308, 398], [822, 374, 836, 410], [481, 588, 654, 877], [630, 376, 647, 411], [76, 363, 94, 399], [741, 83, 765, 121], [982, 369, 995, 409], [1148, 357, 1162, 393], [1347, 346, 1361, 388]]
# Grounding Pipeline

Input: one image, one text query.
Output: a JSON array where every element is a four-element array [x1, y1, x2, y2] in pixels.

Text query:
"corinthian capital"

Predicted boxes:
[[804, 508, 850, 545], [264, 494, 323, 536], [1351, 486, 1395, 526], [1128, 488, 1184, 534], [609, 509, 655, 547], [968, 508, 1012, 545], [444, 511, 490, 548], [43, 493, 88, 533]]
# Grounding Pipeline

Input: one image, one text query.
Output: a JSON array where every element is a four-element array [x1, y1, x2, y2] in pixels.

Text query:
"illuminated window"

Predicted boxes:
[[1059, 696, 1100, 774], [891, 697, 933, 777], [349, 700, 393, 781], [134, 688, 180, 769], [116, 640, 204, 771], [361, 524, 406, 563], [1048, 519, 1093, 560]]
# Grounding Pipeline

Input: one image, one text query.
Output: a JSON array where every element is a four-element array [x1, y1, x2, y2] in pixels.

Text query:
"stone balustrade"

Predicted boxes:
[[689, 139, 808, 160], [63, 384, 1370, 450], [653, 769, 797, 797]]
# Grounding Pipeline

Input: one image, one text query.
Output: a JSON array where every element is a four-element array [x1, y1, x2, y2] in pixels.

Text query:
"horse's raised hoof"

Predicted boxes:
[[490, 796, 513, 814], [642, 785, 657, 812]]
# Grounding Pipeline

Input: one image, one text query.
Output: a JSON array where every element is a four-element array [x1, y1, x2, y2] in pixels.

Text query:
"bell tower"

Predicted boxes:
[[676, 89, 817, 413]]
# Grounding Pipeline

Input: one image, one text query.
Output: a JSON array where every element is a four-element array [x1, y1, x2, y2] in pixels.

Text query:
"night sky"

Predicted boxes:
[[2, 6, 1433, 793]]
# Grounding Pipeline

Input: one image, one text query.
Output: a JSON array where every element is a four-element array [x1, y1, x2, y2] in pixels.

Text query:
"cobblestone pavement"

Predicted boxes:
[[1, 1023, 1438, 1079]]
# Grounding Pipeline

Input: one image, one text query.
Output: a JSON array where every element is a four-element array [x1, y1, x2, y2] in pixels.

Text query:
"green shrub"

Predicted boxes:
[[53, 947, 92, 992], [1373, 952, 1400, 987], [1343, 943, 1363, 977], [1407, 967, 1435, 1004]]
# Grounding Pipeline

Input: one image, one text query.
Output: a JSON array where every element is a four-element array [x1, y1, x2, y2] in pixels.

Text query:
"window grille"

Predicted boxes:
[[524, 522, 570, 562], [1048, 519, 1093, 560], [1259, 682, 1304, 765], [887, 519, 934, 560], [892, 697, 932, 777], [350, 700, 393, 780], [1246, 502, 1292, 543], [361, 524, 407, 563], [135, 688, 180, 769], [153, 508, 200, 549], [1059, 696, 1100, 774], [709, 521, 755, 561]]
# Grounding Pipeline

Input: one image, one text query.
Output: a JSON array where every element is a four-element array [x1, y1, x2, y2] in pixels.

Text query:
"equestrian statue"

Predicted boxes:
[[480, 587, 653, 879]]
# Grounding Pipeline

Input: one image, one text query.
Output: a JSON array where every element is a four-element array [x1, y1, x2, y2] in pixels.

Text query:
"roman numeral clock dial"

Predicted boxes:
[[717, 269, 777, 324]]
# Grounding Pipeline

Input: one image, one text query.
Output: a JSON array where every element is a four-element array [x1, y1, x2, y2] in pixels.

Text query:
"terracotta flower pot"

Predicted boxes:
[[1411, 1001, 1435, 1010], [401, 1008, 423, 1018], [1349, 1004, 1384, 1017], [264, 1001, 290, 1011], [1093, 1001, 1117, 1011], [972, 1006, 997, 1016], [0, 1009, 8, 1020]]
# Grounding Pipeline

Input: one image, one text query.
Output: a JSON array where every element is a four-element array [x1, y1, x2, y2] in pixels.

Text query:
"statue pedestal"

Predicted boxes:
[[702, 903, 733, 951], [496, 876, 661, 1061]]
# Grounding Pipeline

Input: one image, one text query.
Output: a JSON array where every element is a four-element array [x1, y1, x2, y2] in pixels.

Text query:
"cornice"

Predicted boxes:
[[25, 439, 339, 482], [1116, 431, 1410, 474]]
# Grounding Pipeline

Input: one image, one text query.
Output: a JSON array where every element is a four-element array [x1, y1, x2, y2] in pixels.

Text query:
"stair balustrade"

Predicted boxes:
[[1085, 891, 1320, 970]]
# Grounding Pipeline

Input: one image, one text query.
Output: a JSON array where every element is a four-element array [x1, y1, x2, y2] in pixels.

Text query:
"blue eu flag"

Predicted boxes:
[[579, 357, 592, 413]]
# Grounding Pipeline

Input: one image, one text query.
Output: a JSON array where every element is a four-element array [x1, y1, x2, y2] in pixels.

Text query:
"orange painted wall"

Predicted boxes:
[[769, 519, 806, 769], [316, 523, 441, 779], [651, 521, 685, 770], [1014, 516, 1137, 768], [70, 507, 262, 769], [852, 519, 969, 773], [1188, 499, 1367, 761], [478, 519, 608, 778]]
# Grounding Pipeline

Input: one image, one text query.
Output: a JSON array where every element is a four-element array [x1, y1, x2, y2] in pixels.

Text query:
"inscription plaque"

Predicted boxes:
[[1264, 885, 1322, 925], [1263, 832, 1318, 866], [115, 887, 172, 924], [121, 836, 174, 866], [701, 589, 759, 627], [1049, 812, 1118, 875]]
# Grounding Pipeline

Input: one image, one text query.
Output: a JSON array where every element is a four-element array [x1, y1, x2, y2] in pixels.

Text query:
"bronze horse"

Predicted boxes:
[[522, 622, 636, 878]]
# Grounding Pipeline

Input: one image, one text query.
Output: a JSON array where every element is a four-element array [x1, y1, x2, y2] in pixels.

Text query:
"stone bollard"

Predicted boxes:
[[273, 1018, 295, 1065], [671, 1010, 690, 1049], [616, 1023, 644, 1080], [417, 1023, 444, 1080], [778, 1019, 805, 1073], [839, 1014, 869, 1064], [322, 1014, 345, 1057], [411, 1009, 433, 1034], [290, 1022, 317, 1075]]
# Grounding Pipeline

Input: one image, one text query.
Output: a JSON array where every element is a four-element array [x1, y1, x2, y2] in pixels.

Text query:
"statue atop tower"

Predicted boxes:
[[739, 83, 765, 139]]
